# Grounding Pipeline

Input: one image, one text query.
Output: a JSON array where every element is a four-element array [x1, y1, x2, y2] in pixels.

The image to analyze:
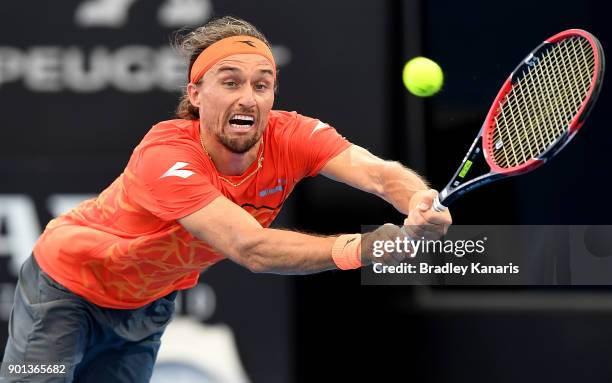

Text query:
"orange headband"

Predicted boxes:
[[190, 35, 276, 84]]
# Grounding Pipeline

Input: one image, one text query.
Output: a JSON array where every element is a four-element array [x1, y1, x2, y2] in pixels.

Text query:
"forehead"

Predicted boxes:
[[210, 53, 274, 74]]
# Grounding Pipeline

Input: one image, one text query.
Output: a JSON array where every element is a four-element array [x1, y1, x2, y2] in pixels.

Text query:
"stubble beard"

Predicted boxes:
[[216, 124, 263, 154]]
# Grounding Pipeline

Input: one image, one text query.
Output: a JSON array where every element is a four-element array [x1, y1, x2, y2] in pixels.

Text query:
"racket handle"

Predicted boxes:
[[432, 194, 447, 212]]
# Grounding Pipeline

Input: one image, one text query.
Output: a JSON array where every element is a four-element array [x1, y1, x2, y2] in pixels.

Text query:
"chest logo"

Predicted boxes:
[[259, 179, 286, 197]]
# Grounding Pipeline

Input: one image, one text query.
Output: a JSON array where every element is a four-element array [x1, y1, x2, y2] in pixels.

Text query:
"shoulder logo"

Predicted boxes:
[[160, 162, 195, 179], [309, 120, 330, 138]]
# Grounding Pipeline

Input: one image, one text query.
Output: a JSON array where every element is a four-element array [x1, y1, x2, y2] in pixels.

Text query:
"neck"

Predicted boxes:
[[200, 128, 261, 176]]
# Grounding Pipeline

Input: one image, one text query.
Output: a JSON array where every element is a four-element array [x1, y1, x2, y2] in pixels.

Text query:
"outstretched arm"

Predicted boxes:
[[179, 196, 337, 274], [320, 144, 452, 237], [179, 196, 409, 274], [320, 144, 427, 214], [178, 145, 450, 275]]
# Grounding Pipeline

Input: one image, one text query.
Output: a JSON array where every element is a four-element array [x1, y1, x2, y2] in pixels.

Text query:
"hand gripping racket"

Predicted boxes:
[[433, 29, 605, 211]]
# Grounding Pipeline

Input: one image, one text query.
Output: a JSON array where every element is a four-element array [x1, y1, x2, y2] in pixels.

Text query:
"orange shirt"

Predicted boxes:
[[34, 111, 350, 309]]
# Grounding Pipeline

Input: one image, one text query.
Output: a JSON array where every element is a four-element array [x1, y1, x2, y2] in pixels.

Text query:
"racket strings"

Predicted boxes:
[[495, 37, 593, 166], [498, 37, 593, 164], [491, 36, 595, 168]]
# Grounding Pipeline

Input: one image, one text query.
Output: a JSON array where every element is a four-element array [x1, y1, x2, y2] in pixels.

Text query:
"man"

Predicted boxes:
[[1, 16, 451, 382]]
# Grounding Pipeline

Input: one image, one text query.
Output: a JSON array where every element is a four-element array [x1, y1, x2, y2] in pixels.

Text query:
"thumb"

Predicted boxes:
[[417, 189, 437, 211]]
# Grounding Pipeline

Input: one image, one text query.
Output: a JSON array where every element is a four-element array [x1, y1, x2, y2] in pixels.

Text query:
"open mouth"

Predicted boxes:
[[228, 114, 255, 130]]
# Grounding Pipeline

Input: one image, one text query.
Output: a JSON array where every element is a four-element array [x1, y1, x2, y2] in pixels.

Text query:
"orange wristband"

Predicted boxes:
[[331, 234, 362, 270]]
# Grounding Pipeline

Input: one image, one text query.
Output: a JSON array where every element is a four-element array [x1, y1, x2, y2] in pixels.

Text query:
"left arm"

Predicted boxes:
[[321, 144, 427, 214], [321, 144, 452, 236]]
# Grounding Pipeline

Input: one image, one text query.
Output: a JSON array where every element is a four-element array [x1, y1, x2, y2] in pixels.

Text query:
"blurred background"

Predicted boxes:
[[1, 0, 612, 382]]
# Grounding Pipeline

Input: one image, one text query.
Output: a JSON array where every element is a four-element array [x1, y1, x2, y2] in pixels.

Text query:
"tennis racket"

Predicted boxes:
[[433, 29, 605, 212]]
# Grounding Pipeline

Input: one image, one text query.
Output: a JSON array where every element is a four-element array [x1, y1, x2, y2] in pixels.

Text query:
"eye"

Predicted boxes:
[[224, 80, 238, 88], [255, 83, 269, 91]]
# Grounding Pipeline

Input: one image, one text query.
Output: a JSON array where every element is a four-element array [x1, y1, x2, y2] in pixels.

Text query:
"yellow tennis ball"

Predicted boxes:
[[402, 57, 444, 97]]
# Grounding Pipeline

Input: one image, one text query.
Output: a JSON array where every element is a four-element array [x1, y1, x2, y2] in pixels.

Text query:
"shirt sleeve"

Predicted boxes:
[[287, 114, 352, 178], [125, 142, 222, 221]]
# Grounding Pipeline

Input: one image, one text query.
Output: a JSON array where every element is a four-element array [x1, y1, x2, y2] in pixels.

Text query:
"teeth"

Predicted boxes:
[[231, 114, 254, 121]]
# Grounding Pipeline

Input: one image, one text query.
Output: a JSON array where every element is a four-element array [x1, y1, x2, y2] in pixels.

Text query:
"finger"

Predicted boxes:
[[407, 213, 447, 240], [380, 223, 402, 242], [369, 223, 398, 242], [409, 208, 427, 225], [420, 210, 453, 226], [416, 189, 438, 211], [381, 224, 410, 264], [421, 226, 447, 240], [415, 215, 447, 236], [365, 223, 412, 265], [390, 250, 406, 263], [417, 228, 443, 241], [417, 202, 451, 224], [404, 211, 428, 238], [409, 209, 446, 230], [381, 251, 401, 266], [401, 223, 420, 243], [408, 227, 429, 240]]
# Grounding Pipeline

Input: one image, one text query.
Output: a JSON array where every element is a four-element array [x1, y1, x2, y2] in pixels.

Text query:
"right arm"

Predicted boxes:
[[179, 196, 409, 274], [179, 196, 338, 274]]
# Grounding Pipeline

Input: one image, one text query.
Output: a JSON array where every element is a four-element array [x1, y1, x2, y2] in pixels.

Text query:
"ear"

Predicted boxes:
[[187, 82, 201, 108]]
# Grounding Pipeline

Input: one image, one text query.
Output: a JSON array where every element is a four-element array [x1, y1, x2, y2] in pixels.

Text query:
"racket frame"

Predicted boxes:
[[434, 29, 605, 212]]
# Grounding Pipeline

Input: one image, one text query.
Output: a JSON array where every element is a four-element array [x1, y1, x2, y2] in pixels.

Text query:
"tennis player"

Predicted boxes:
[[1, 16, 451, 382]]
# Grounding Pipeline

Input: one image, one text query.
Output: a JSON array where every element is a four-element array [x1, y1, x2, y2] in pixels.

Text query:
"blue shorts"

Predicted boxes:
[[1, 256, 176, 382]]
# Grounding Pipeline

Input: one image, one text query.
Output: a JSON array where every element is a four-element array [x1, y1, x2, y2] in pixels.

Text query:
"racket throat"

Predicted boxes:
[[438, 134, 499, 208]]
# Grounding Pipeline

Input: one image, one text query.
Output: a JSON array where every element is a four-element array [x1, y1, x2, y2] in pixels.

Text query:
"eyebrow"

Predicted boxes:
[[215, 65, 275, 77], [216, 66, 241, 75], [258, 68, 275, 77]]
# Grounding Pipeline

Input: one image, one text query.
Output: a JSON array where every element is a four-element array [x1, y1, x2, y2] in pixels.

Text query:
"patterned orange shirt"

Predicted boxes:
[[33, 111, 350, 309]]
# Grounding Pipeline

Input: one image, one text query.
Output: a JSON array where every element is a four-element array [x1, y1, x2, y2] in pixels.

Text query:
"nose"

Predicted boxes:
[[238, 84, 256, 109]]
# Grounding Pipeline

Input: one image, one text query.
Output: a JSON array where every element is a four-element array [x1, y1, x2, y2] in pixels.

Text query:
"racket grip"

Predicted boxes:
[[432, 194, 448, 212]]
